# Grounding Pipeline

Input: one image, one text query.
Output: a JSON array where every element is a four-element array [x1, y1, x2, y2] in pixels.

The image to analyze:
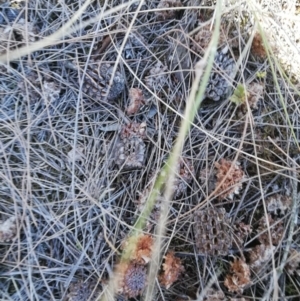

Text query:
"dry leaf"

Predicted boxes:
[[248, 244, 275, 271], [191, 23, 213, 54], [224, 258, 251, 294], [251, 32, 266, 59], [257, 214, 284, 245], [214, 159, 245, 200], [159, 251, 184, 289], [246, 82, 264, 109], [122, 234, 153, 264], [134, 234, 153, 264], [191, 24, 229, 55], [145, 62, 168, 90], [126, 88, 145, 115], [119, 122, 147, 140]]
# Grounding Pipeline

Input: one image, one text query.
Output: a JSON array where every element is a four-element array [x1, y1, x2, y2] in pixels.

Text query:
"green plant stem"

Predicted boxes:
[[144, 1, 222, 300]]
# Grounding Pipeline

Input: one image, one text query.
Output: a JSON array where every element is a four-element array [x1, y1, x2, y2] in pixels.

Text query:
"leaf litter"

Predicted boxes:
[[0, 0, 300, 300]]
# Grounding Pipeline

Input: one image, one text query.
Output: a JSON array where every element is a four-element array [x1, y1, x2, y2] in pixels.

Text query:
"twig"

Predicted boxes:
[[277, 161, 299, 275], [262, 160, 299, 300]]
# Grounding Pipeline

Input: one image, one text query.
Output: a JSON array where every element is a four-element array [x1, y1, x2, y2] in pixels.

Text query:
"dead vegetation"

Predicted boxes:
[[0, 0, 300, 300]]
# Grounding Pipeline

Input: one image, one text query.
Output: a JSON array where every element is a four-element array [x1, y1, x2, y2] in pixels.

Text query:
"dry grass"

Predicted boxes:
[[1, 0, 300, 300]]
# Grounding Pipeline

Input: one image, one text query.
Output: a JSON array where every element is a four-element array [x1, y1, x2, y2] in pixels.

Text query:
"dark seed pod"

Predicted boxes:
[[121, 263, 147, 298], [193, 207, 232, 256], [82, 63, 125, 102], [66, 280, 100, 301], [115, 136, 146, 169], [205, 46, 235, 101], [114, 123, 147, 170]]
